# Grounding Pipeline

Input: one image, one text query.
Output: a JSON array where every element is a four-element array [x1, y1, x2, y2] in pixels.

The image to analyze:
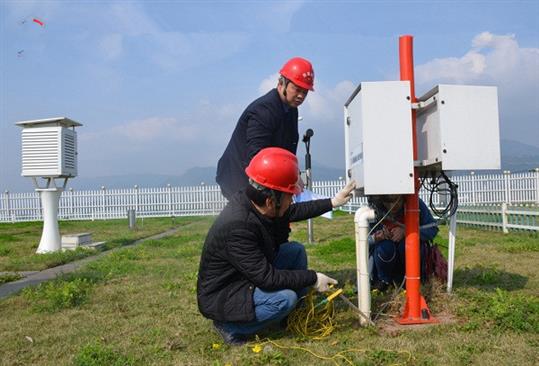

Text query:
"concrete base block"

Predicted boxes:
[[62, 232, 105, 251], [62, 233, 92, 246], [62, 241, 106, 251]]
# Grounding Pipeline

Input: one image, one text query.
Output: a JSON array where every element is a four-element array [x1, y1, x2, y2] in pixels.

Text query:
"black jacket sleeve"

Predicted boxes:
[[287, 199, 333, 222]]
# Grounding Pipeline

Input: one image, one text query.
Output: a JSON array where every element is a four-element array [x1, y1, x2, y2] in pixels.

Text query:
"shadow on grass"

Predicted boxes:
[[328, 264, 528, 293], [454, 265, 528, 291]]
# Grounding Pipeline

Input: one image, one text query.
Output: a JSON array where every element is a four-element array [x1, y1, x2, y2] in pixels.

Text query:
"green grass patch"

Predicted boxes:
[[0, 243, 12, 256], [0, 272, 22, 284], [0, 217, 185, 273], [22, 277, 94, 312], [365, 349, 410, 365], [309, 238, 356, 266], [454, 264, 528, 291], [5, 247, 97, 272], [0, 233, 21, 243], [73, 341, 134, 366], [495, 234, 539, 253], [83, 250, 146, 279], [312, 237, 355, 256], [458, 288, 539, 333]]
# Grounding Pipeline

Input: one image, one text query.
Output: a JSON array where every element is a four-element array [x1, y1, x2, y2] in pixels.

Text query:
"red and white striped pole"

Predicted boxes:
[[398, 35, 437, 324]]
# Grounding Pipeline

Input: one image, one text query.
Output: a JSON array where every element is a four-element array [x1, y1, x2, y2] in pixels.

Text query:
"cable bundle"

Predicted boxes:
[[421, 171, 459, 218], [286, 289, 337, 339]]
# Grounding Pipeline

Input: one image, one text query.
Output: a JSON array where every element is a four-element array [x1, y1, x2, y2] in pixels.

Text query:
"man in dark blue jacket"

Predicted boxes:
[[216, 57, 315, 199], [198, 148, 355, 345], [368, 195, 439, 291]]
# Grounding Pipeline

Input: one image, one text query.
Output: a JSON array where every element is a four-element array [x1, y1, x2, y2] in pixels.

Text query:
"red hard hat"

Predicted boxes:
[[279, 57, 315, 91], [245, 147, 300, 195]]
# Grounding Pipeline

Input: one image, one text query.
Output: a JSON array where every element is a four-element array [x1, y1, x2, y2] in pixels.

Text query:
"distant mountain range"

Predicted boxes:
[[500, 139, 539, 173], [63, 139, 539, 190], [70, 164, 346, 190]]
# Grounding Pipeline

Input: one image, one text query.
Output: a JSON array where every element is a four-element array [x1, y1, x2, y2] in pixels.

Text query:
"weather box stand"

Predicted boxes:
[[16, 117, 82, 253], [344, 35, 500, 326]]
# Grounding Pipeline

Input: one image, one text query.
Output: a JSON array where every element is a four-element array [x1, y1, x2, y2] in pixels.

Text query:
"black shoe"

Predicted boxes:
[[213, 321, 249, 346], [371, 280, 390, 292]]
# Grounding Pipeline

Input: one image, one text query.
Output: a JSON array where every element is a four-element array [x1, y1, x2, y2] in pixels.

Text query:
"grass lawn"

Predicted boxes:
[[1, 213, 538, 365], [0, 217, 181, 275]]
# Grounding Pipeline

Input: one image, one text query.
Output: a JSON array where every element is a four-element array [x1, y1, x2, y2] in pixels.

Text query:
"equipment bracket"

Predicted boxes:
[[411, 95, 437, 110]]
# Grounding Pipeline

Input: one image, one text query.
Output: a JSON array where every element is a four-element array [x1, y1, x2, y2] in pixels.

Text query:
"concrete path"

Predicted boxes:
[[0, 227, 181, 300]]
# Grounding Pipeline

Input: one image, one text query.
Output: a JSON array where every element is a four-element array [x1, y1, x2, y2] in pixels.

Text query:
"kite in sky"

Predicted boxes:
[[18, 17, 45, 27], [16, 17, 45, 57], [32, 18, 45, 27]]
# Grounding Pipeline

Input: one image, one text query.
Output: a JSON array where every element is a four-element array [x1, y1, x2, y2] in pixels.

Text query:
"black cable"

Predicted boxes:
[[423, 171, 459, 219]]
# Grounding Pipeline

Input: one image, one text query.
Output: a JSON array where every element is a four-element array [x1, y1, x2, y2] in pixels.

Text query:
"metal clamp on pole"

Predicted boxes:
[[411, 95, 437, 110]]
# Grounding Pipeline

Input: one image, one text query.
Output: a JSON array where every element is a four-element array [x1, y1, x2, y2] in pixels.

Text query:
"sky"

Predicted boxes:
[[1, 0, 538, 191]]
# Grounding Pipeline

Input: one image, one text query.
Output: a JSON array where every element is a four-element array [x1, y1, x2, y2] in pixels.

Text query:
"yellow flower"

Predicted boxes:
[[252, 344, 263, 353], [212, 343, 221, 350]]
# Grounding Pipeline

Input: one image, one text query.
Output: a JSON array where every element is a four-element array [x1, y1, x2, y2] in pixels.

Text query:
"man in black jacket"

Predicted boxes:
[[198, 147, 355, 345], [216, 57, 315, 199]]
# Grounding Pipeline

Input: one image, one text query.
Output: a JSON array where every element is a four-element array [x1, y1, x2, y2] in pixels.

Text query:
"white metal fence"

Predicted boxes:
[[1, 170, 538, 231]]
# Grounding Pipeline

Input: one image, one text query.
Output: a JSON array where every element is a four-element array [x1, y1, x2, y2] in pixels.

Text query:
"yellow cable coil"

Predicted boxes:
[[249, 288, 413, 365], [286, 288, 342, 339]]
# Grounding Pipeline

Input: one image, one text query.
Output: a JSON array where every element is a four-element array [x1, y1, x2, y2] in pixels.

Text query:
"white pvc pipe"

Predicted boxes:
[[447, 212, 457, 293], [354, 206, 375, 326], [36, 188, 63, 253]]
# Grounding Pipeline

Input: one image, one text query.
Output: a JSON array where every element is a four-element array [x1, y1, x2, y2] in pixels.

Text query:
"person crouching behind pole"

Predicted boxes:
[[197, 147, 356, 345], [368, 195, 439, 292]]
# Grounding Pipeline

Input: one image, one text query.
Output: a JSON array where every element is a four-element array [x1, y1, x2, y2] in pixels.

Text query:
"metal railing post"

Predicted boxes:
[[4, 190, 14, 223], [534, 168, 539, 205], [91, 187, 95, 221], [69, 187, 74, 219], [134, 185, 139, 214], [201, 182, 206, 215], [101, 186, 106, 219], [470, 171, 476, 205], [503, 171, 511, 204], [501, 202, 508, 233], [167, 184, 172, 216]]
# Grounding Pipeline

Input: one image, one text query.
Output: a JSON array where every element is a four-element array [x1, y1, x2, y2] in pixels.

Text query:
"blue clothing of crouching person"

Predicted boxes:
[[368, 195, 438, 291]]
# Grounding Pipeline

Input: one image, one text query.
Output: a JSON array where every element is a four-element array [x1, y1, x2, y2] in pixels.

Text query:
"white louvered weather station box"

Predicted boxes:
[[16, 117, 83, 253], [17, 117, 81, 178]]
